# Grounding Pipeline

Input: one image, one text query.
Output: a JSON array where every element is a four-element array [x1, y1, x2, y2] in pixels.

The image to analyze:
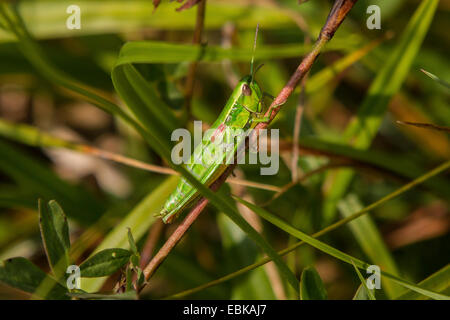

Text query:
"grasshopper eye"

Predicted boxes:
[[242, 83, 252, 96]]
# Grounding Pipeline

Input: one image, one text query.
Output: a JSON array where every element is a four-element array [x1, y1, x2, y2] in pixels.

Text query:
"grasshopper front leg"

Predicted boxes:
[[252, 102, 283, 123]]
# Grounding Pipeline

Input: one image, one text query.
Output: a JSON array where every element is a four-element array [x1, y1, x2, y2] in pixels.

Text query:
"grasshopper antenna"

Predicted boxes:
[[250, 23, 259, 82]]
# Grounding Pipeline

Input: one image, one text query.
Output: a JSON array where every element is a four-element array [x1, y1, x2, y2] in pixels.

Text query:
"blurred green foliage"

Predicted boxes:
[[0, 0, 448, 300]]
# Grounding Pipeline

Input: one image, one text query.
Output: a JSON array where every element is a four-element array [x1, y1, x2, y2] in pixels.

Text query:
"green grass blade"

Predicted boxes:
[[236, 197, 368, 268], [421, 69, 450, 89], [351, 260, 376, 300], [116, 41, 352, 65], [396, 265, 450, 300], [112, 63, 179, 142]]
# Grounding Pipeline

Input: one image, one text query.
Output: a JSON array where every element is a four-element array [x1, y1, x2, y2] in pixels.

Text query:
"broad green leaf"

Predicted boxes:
[[300, 266, 328, 300], [396, 265, 450, 300], [80, 248, 132, 278], [38, 200, 71, 279], [351, 260, 376, 300], [0, 257, 68, 299], [235, 197, 449, 300]]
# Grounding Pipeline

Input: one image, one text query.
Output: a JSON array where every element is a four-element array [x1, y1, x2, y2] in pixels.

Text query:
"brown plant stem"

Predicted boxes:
[[139, 220, 165, 268]]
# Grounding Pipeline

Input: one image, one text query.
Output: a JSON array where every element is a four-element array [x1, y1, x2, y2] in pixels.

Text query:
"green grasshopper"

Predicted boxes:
[[160, 26, 274, 224]]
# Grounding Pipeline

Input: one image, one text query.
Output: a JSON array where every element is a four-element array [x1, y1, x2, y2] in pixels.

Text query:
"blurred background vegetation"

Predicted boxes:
[[0, 0, 448, 299]]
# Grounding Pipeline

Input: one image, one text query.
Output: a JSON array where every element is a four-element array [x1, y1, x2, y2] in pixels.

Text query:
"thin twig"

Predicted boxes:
[[0, 118, 283, 192], [265, 157, 414, 206], [279, 140, 414, 183], [291, 92, 305, 181], [88, 145, 282, 191], [291, 38, 311, 182], [396, 120, 450, 133], [262, 162, 342, 207]]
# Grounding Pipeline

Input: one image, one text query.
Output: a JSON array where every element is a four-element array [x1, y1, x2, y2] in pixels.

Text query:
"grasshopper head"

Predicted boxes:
[[238, 75, 263, 113]]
